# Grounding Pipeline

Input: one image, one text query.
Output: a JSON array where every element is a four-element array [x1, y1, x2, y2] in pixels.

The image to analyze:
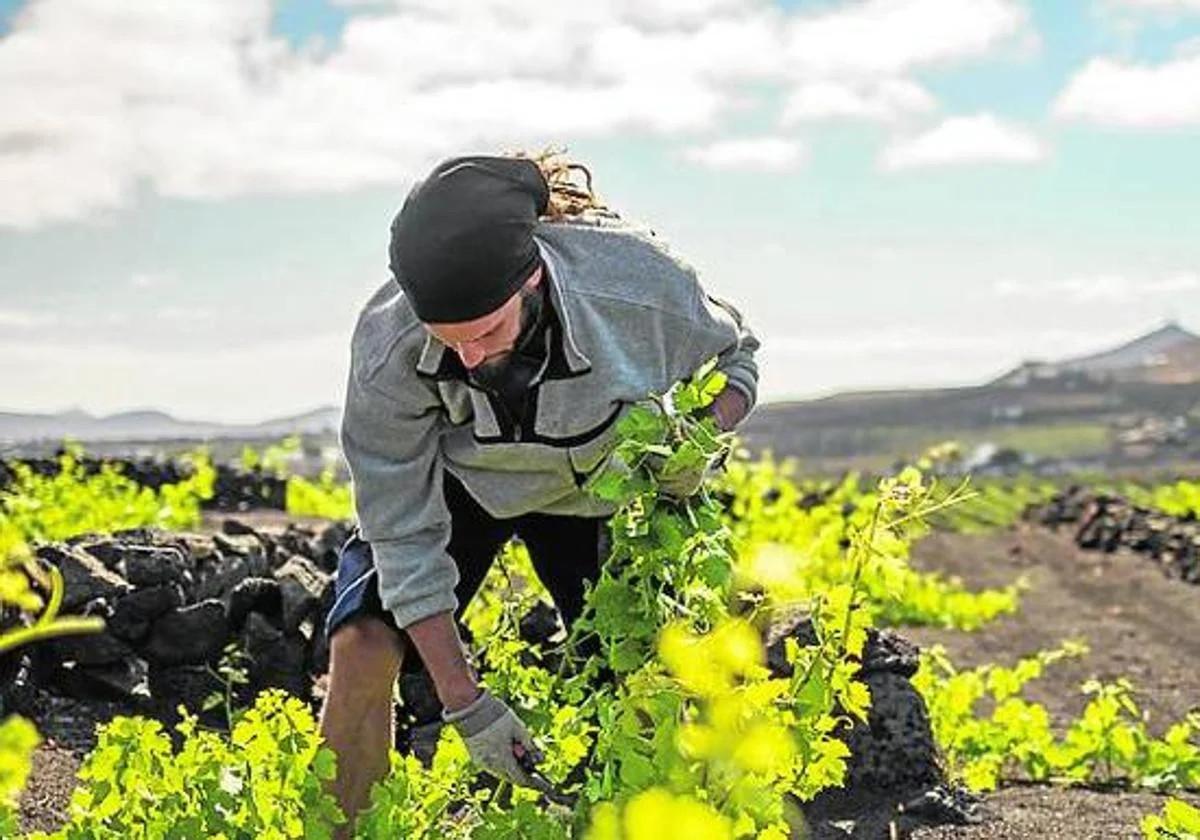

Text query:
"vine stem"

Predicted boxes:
[[0, 616, 105, 656], [792, 498, 885, 789], [833, 502, 882, 675], [788, 503, 879, 699]]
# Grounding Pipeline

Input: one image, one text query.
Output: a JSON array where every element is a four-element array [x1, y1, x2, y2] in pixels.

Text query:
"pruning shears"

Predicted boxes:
[[512, 741, 579, 808]]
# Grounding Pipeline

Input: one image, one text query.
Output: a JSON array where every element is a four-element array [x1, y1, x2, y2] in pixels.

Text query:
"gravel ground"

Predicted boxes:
[[18, 747, 82, 835], [911, 785, 1200, 839]]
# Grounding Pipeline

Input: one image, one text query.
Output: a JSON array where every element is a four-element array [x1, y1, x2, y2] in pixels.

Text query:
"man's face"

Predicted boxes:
[[424, 264, 543, 371]]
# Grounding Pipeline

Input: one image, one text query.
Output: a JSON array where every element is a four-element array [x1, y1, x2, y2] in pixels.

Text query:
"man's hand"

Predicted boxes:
[[650, 385, 746, 499], [442, 689, 548, 790], [650, 456, 709, 500], [707, 386, 749, 432], [404, 614, 554, 792]]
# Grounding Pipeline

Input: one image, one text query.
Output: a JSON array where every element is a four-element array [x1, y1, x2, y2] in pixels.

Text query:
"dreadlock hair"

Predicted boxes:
[[507, 147, 617, 222]]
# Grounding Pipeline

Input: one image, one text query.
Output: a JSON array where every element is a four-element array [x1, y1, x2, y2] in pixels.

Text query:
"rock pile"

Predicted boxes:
[[0, 455, 289, 512], [0, 456, 188, 493], [766, 618, 942, 792], [3, 518, 352, 725], [208, 466, 288, 512], [1027, 487, 1200, 584]]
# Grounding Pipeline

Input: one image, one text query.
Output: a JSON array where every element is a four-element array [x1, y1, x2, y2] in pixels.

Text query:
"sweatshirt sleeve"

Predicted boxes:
[[676, 286, 761, 411], [340, 366, 460, 629]]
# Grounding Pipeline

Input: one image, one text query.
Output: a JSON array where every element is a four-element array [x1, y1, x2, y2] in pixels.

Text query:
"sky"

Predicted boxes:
[[1, 0, 1199, 423]]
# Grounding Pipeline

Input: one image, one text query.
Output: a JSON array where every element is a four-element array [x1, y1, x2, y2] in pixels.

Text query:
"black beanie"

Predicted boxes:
[[389, 155, 550, 323]]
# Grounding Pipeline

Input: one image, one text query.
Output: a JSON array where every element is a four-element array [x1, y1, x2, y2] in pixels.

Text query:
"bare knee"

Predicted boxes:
[[328, 617, 405, 693]]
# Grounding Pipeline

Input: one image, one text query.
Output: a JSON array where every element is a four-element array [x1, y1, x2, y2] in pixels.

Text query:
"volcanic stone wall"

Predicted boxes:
[[1027, 487, 1200, 584], [0, 456, 288, 512], [4, 519, 350, 726]]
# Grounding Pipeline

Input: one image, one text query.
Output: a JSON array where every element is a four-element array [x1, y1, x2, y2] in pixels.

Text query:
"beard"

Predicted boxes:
[[470, 283, 546, 387]]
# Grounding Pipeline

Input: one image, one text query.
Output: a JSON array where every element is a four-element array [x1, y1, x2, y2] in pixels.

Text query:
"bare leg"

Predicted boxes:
[[318, 617, 405, 840]]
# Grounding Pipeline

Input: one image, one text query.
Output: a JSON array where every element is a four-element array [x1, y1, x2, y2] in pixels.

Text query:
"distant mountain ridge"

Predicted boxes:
[[992, 323, 1200, 387], [0, 405, 340, 444], [5, 323, 1198, 447], [740, 321, 1200, 467]]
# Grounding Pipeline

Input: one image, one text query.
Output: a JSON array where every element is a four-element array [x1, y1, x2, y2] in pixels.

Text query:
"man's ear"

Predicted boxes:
[[524, 263, 544, 291]]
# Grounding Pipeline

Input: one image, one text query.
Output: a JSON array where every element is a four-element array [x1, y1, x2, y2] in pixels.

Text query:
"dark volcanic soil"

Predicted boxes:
[[912, 785, 1199, 840], [15, 521, 1200, 838], [906, 525, 1200, 734], [902, 524, 1200, 840]]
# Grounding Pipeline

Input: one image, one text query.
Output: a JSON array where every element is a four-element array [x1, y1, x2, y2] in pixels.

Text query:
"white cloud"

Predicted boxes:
[[780, 78, 937, 124], [681, 137, 807, 172], [129, 272, 172, 290], [782, 0, 1031, 77], [766, 327, 1110, 357], [756, 325, 1126, 398], [158, 306, 216, 322], [1106, 0, 1200, 10], [0, 332, 348, 423], [0, 309, 58, 328], [0, 0, 1033, 229], [995, 272, 1200, 303], [1053, 54, 1200, 127], [879, 113, 1046, 170], [615, 0, 767, 29], [0, 308, 181, 331]]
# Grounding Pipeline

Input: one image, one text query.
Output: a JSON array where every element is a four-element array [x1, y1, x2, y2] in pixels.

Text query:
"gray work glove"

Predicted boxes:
[[648, 456, 708, 500], [442, 689, 547, 791], [647, 444, 731, 501]]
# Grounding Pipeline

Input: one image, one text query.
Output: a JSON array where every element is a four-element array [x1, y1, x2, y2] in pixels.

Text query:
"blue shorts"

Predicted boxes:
[[323, 530, 397, 642]]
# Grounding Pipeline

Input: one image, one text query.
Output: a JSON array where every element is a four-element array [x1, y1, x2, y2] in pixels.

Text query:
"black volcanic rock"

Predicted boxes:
[[35, 545, 132, 611], [240, 611, 310, 700], [226, 577, 283, 630], [120, 545, 193, 588], [142, 600, 230, 666], [108, 584, 186, 642]]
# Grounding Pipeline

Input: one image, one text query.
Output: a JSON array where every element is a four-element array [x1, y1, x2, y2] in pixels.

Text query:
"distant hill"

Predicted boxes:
[[742, 322, 1200, 467], [0, 405, 340, 445], [992, 323, 1200, 387]]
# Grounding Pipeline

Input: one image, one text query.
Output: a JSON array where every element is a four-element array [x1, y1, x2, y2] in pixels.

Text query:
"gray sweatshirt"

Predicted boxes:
[[341, 216, 760, 628]]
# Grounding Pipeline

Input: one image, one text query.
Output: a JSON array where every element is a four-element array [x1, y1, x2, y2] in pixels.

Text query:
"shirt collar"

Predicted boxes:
[[415, 236, 591, 379]]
